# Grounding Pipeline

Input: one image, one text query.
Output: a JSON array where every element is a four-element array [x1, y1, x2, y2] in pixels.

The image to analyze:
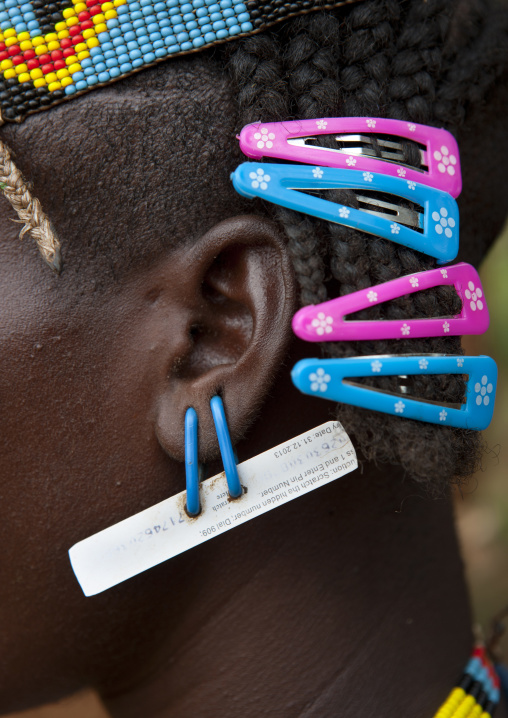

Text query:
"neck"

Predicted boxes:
[[102, 459, 473, 718]]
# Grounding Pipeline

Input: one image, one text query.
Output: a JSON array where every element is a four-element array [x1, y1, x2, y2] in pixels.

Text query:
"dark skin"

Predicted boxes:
[[0, 55, 507, 717]]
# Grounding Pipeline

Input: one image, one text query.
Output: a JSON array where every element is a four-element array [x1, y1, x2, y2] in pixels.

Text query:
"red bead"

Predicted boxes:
[[0, 50, 8, 61], [63, 47, 75, 57], [53, 59, 66, 70], [78, 11, 90, 20], [50, 50, 63, 61], [71, 34, 84, 45], [89, 4, 101, 14], [60, 37, 73, 48], [0, 42, 6, 52], [38, 53, 51, 65], [7, 45, 20, 56], [12, 54, 25, 65], [86, 0, 98, 6], [80, 20, 93, 29], [23, 49, 36, 60], [41, 63, 54, 74], [69, 25, 81, 35], [26, 58, 40, 70]]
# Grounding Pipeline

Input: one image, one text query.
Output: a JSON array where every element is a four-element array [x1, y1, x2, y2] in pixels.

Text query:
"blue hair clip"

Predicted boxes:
[[185, 407, 201, 516], [291, 355, 497, 430], [231, 163, 459, 263], [210, 396, 243, 499]]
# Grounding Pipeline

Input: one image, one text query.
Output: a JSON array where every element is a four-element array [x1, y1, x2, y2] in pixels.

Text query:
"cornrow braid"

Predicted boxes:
[[224, 0, 507, 489]]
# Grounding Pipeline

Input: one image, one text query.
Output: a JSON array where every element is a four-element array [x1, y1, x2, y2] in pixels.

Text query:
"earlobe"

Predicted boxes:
[[154, 215, 296, 464]]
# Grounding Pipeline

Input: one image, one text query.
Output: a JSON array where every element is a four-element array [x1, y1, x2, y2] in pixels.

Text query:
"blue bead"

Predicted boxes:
[[4, 0, 17, 9], [134, 24, 146, 33], [23, 10, 35, 20], [209, 11, 221, 20], [20, 3, 32, 12], [109, 66, 121, 77], [75, 80, 88, 90], [208, 3, 220, 11], [117, 53, 130, 63], [102, 42, 114, 51], [109, 27, 122, 37], [216, 27, 228, 37], [106, 17, 119, 28], [132, 57, 144, 66], [180, 40, 192, 49], [112, 36, 126, 47], [237, 12, 249, 21], [14, 22, 27, 32], [129, 48, 142, 58], [234, 2, 246, 9], [203, 30, 216, 41], [185, 20, 197, 29], [105, 56, 119, 67], [126, 40, 139, 50], [143, 51, 155, 62], [90, 46, 103, 56], [189, 27, 200, 37], [144, 13, 156, 23], [120, 61, 133, 72], [102, 52, 116, 62], [228, 23, 240, 34], [156, 11, 168, 19], [225, 16, 236, 26], [81, 57, 93, 68], [181, 2, 193, 11], [98, 71, 110, 82], [167, 43, 180, 52], [173, 22, 184, 31], [130, 2, 141, 9], [153, 38, 164, 47], [0, 20, 11, 29], [199, 21, 211, 29], [220, 0, 232, 6], [153, 2, 166, 11], [141, 6, 153, 15], [130, 10, 142, 20], [167, 0, 179, 6], [196, 7, 207, 16], [95, 62, 107, 72], [149, 30, 161, 40], [146, 21, 158, 32], [65, 85, 77, 95], [26, 19, 38, 30], [192, 35, 205, 46], [169, 6, 181, 15], [116, 4, 129, 13], [212, 19, 225, 28], [139, 41, 152, 51], [72, 71, 85, 81], [223, 8, 233, 16], [176, 30, 189, 41], [86, 75, 98, 85], [159, 18, 170, 26], [83, 67, 95, 76], [161, 26, 174, 37], [181, 11, 193, 21], [193, 0, 205, 6], [240, 20, 252, 31], [29, 27, 40, 36], [0, 12, 8, 22], [155, 46, 167, 56], [120, 22, 133, 32], [125, 30, 137, 41]]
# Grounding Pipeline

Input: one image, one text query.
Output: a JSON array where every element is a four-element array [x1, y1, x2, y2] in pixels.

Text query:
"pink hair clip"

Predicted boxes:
[[292, 263, 488, 342], [238, 117, 462, 198]]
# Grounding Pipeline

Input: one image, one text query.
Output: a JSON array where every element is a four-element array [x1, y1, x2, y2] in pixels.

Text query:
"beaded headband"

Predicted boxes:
[[0, 0, 360, 123]]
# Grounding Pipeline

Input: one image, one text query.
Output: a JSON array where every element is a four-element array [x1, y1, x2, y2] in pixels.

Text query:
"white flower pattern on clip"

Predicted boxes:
[[464, 281, 484, 311], [367, 290, 378, 303], [407, 123, 416, 132], [407, 181, 416, 190], [457, 357, 464, 368], [346, 156, 357, 167], [432, 208, 455, 239], [390, 223, 401, 235], [339, 207, 350, 219], [401, 323, 411, 336], [311, 312, 333, 336], [394, 400, 405, 414], [312, 167, 323, 179], [249, 168, 271, 190], [439, 409, 448, 422], [371, 360, 382, 373], [443, 321, 450, 333], [474, 375, 494, 406], [309, 368, 331, 393], [409, 276, 419, 288], [363, 172, 373, 182], [433, 145, 457, 176], [316, 120, 327, 130], [366, 119, 376, 128], [440, 268, 448, 278], [253, 127, 275, 150], [397, 167, 406, 177], [419, 358, 429, 370]]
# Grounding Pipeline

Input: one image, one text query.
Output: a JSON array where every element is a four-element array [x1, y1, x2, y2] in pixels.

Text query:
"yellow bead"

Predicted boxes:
[[104, 9, 117, 19], [14, 63, 28, 74], [65, 54, 78, 65], [62, 7, 76, 18], [68, 62, 81, 73], [76, 49, 90, 60], [45, 32, 58, 42], [4, 28, 16, 38], [92, 13, 105, 23], [56, 67, 70, 79], [94, 22, 107, 33], [57, 30, 70, 39], [74, 2, 87, 11], [18, 31, 30, 41], [66, 16, 79, 26], [35, 44, 48, 55], [452, 696, 476, 718], [32, 36, 45, 47], [47, 41, 60, 51], [101, 2, 114, 10], [3, 68, 15, 78], [470, 706, 483, 718], [82, 28, 96, 39], [0, 59, 13, 70], [61, 76, 73, 87], [30, 68, 43, 79], [17, 72, 30, 83], [113, 0, 126, 6], [48, 81, 62, 91], [86, 37, 99, 48], [33, 77, 47, 87], [20, 40, 33, 51], [5, 37, 18, 47], [55, 21, 67, 32], [45, 72, 57, 83]]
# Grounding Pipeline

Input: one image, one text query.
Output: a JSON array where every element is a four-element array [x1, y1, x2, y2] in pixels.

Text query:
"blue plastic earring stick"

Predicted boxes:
[[231, 162, 459, 264], [291, 355, 497, 430], [185, 407, 201, 516], [210, 396, 242, 499]]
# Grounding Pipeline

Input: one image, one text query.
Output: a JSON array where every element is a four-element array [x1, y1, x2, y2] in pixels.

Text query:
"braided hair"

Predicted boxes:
[[222, 0, 508, 492]]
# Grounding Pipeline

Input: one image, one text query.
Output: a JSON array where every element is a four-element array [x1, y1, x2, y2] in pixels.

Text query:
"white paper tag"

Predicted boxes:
[[69, 421, 357, 596]]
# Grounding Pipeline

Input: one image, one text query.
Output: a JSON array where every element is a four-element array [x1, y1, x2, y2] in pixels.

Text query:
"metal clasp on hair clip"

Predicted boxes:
[[291, 355, 497, 430], [231, 163, 459, 263], [292, 263, 488, 342], [238, 118, 462, 197]]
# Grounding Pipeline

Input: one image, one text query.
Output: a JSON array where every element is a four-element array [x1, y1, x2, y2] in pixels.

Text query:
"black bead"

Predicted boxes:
[[40, 94, 52, 105], [3, 107, 16, 119], [28, 99, 41, 110]]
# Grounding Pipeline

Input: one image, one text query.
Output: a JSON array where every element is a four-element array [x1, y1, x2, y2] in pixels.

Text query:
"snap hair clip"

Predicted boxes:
[[292, 263, 489, 342], [291, 355, 497, 430], [185, 407, 201, 517], [231, 163, 459, 263], [237, 117, 462, 197], [210, 396, 243, 499]]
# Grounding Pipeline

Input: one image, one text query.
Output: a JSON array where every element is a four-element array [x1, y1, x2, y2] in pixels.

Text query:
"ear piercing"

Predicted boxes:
[[185, 395, 242, 516]]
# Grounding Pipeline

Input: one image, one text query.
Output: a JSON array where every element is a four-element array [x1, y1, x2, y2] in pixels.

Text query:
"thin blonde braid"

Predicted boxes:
[[0, 117, 61, 272]]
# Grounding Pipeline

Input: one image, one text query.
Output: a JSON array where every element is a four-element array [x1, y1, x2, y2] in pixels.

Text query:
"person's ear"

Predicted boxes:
[[149, 215, 296, 462]]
